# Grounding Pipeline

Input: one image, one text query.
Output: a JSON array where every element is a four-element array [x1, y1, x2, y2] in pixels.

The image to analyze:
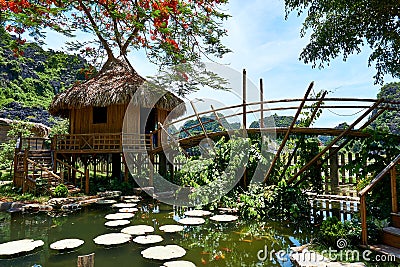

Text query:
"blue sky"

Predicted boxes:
[[40, 0, 397, 127]]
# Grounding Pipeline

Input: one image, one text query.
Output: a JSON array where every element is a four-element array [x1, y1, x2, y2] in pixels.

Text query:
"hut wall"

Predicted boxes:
[[70, 104, 136, 134], [122, 104, 141, 134]]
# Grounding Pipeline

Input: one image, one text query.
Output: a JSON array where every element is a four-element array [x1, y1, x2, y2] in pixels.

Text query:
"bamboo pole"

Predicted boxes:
[[279, 90, 327, 180], [243, 69, 247, 129], [263, 82, 314, 184], [260, 79, 264, 129]]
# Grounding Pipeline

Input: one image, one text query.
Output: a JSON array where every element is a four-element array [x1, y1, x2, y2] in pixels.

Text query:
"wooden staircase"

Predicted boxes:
[[13, 138, 81, 194], [359, 153, 400, 259]]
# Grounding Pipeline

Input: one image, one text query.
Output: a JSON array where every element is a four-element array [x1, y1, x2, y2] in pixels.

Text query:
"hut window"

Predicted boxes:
[[93, 107, 107, 124]]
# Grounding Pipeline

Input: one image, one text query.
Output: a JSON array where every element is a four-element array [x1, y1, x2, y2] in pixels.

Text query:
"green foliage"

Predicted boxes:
[[237, 182, 311, 222], [0, 120, 33, 169], [372, 82, 400, 135], [250, 113, 295, 128], [53, 184, 68, 198], [317, 217, 361, 248], [49, 118, 69, 138], [0, 28, 88, 109], [284, 0, 400, 84]]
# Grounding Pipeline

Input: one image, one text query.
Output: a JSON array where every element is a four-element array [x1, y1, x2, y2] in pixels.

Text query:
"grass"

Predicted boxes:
[[0, 184, 50, 203]]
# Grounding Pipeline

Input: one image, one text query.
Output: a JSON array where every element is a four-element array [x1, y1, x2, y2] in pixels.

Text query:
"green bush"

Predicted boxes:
[[53, 184, 69, 198], [317, 217, 361, 248]]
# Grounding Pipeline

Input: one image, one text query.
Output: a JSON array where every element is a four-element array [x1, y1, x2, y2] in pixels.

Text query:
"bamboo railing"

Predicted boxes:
[[359, 153, 400, 245]]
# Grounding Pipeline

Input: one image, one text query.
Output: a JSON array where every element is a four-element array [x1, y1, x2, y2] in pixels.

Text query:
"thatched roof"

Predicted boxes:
[[49, 57, 185, 118]]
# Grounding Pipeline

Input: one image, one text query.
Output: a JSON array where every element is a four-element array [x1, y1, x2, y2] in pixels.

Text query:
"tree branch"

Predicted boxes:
[[77, 0, 114, 60]]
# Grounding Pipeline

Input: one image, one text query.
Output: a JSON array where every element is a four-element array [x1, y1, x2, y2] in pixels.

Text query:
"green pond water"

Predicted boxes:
[[0, 201, 313, 267]]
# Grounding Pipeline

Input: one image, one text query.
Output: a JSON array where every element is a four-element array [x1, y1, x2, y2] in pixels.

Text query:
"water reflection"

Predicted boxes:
[[0, 202, 314, 267]]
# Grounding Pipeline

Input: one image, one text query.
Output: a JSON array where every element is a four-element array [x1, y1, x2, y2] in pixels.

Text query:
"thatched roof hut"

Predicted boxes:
[[49, 57, 185, 118], [49, 57, 185, 136]]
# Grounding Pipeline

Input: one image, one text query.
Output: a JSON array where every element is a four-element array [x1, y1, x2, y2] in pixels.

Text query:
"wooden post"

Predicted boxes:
[[360, 195, 367, 245], [242, 69, 247, 129], [260, 78, 264, 129], [85, 167, 89, 195], [77, 253, 95, 267], [329, 146, 339, 193], [391, 167, 398, 214]]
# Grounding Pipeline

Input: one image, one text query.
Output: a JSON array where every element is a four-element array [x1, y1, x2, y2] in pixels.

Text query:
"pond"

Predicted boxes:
[[0, 200, 313, 267]]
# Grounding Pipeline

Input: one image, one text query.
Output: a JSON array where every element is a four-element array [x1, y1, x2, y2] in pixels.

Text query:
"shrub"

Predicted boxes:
[[53, 184, 69, 198], [317, 217, 361, 248]]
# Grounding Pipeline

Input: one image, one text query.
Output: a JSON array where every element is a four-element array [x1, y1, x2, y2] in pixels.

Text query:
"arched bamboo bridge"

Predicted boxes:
[[149, 81, 400, 187]]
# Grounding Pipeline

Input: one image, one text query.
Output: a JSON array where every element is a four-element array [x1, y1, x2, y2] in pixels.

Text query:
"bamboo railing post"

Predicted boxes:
[[260, 78, 264, 129], [391, 167, 398, 214], [242, 69, 247, 129], [329, 146, 339, 193]]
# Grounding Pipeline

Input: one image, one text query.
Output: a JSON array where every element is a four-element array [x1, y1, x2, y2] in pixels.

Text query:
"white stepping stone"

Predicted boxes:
[[183, 210, 212, 217], [121, 225, 154, 235], [105, 220, 130, 227], [0, 239, 44, 256], [162, 260, 196, 267], [178, 217, 205, 225], [118, 208, 138, 213], [111, 203, 137, 208], [96, 199, 117, 205], [105, 213, 134, 220], [50, 239, 84, 250], [132, 235, 163, 244], [93, 233, 131, 246], [159, 225, 184, 233], [209, 214, 238, 222], [141, 245, 186, 260]]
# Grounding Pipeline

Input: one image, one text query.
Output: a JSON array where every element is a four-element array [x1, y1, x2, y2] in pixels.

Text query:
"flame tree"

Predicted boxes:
[[0, 0, 230, 71]]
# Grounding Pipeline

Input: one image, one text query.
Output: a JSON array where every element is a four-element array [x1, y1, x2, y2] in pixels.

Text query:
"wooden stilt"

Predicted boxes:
[[85, 166, 89, 195]]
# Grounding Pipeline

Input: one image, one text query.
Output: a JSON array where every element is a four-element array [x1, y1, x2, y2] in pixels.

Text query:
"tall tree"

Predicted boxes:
[[284, 0, 400, 84], [1, 0, 230, 72]]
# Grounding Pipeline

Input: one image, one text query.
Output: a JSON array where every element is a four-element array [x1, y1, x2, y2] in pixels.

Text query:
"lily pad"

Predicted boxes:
[[132, 235, 163, 244], [183, 210, 212, 217], [141, 245, 186, 260], [50, 239, 84, 250], [93, 233, 131, 246], [159, 225, 184, 233], [0, 239, 44, 256], [121, 225, 154, 235], [105, 213, 134, 220], [209, 215, 238, 222], [118, 208, 139, 213], [105, 220, 131, 227], [178, 217, 205, 225], [162, 260, 196, 267], [111, 203, 137, 208]]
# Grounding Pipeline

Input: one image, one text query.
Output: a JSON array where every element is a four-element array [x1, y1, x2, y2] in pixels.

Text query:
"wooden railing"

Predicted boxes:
[[359, 153, 400, 245], [53, 133, 153, 153], [26, 158, 62, 190], [22, 137, 50, 150]]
